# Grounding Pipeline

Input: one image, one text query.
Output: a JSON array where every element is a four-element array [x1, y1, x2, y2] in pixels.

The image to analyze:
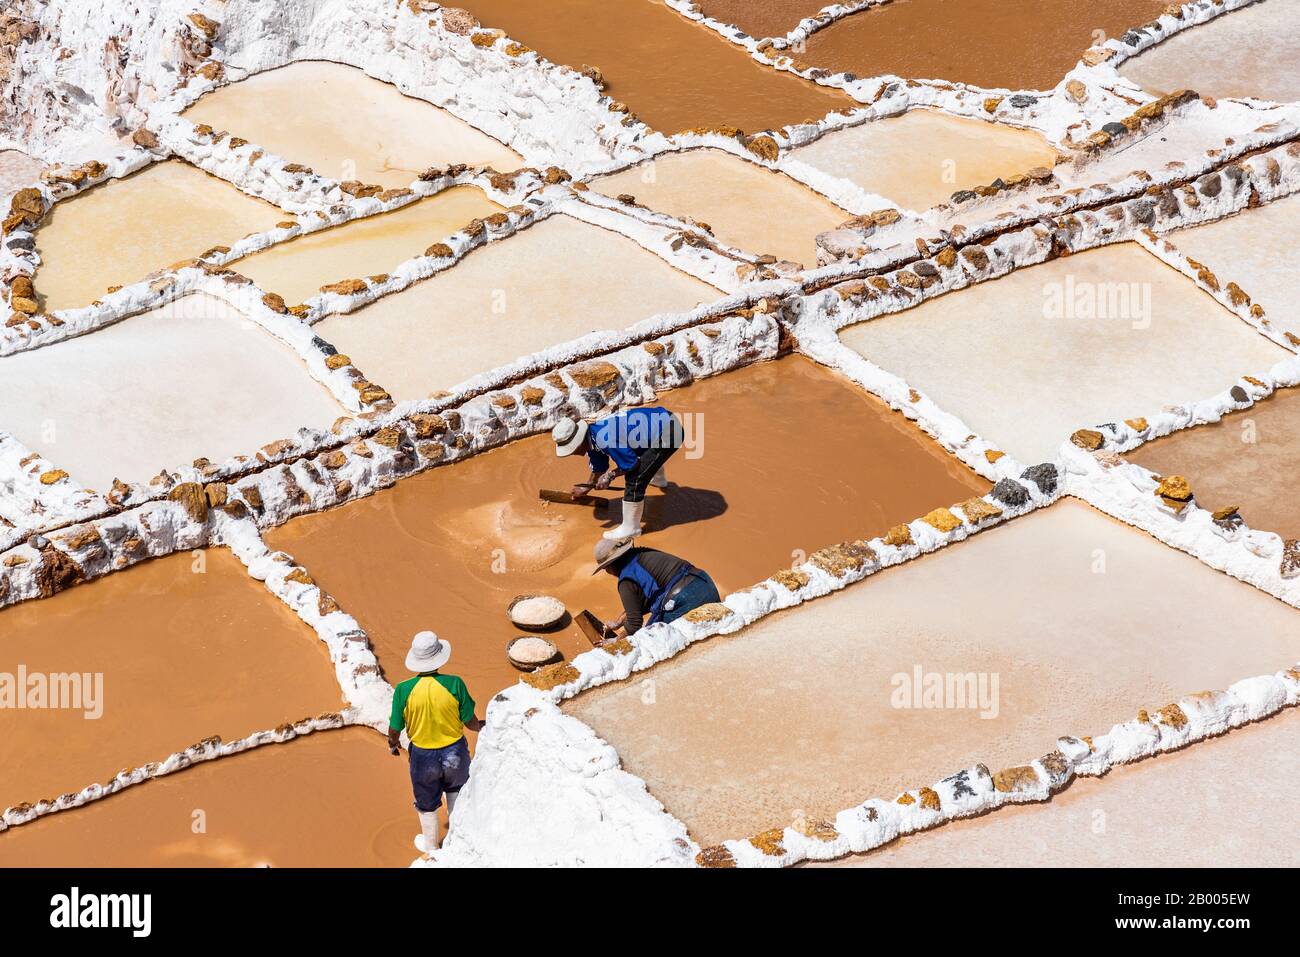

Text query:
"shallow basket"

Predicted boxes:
[[507, 594, 567, 631], [506, 636, 561, 671]]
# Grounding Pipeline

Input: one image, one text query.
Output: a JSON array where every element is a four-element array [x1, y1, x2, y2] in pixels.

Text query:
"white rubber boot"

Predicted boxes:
[[649, 466, 668, 489], [603, 499, 645, 540], [414, 810, 441, 855]]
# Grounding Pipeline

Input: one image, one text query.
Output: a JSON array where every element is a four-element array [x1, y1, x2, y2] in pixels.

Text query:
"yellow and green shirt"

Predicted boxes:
[[389, 672, 476, 750]]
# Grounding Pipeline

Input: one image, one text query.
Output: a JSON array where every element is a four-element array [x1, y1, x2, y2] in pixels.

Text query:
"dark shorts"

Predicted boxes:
[[659, 571, 721, 624], [408, 736, 471, 812]]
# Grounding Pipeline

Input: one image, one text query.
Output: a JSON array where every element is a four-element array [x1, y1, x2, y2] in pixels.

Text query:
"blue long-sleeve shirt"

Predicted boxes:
[[586, 407, 675, 474]]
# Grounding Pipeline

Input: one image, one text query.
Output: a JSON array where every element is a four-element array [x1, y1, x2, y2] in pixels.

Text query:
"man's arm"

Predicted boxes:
[[388, 678, 408, 755], [464, 716, 485, 733], [617, 579, 645, 635]]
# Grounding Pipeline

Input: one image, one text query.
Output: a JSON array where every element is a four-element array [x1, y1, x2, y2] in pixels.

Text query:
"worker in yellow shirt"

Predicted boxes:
[[387, 631, 484, 858]]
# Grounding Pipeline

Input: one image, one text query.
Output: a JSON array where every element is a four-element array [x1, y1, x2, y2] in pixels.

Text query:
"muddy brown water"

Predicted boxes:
[[265, 356, 988, 723], [1130, 388, 1300, 540], [0, 549, 345, 813], [803, 0, 1170, 91], [694, 1, 832, 39], [456, 0, 849, 133], [0, 728, 416, 867]]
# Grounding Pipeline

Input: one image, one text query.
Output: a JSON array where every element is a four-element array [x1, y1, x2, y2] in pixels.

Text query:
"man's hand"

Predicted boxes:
[[593, 470, 615, 490], [604, 612, 628, 636], [387, 728, 402, 756], [571, 483, 594, 498]]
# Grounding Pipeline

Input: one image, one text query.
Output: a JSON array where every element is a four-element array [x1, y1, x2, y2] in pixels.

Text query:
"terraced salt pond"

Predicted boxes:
[[789, 109, 1059, 212], [593, 149, 849, 266], [31, 161, 283, 313], [230, 186, 503, 306], [1163, 193, 1300, 340], [183, 61, 523, 188], [0, 729, 415, 867], [566, 501, 1300, 847], [266, 356, 988, 706], [313, 215, 722, 399], [0, 549, 345, 814], [838, 244, 1291, 464], [1130, 387, 1300, 539], [1121, 0, 1300, 104], [831, 707, 1300, 868], [801, 0, 1169, 91], [692, 0, 828, 38], [0, 294, 343, 490], [456, 0, 848, 133]]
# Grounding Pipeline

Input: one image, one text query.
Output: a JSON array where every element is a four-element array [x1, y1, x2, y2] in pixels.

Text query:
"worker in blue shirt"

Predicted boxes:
[[592, 537, 721, 635], [552, 406, 684, 540]]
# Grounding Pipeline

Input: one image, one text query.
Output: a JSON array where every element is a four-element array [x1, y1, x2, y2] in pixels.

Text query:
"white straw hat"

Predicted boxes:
[[405, 631, 452, 673], [593, 536, 635, 574], [552, 417, 589, 457]]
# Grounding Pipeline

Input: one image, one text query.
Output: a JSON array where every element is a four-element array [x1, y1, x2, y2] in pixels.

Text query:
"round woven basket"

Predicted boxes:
[[506, 636, 561, 671], [507, 594, 567, 631]]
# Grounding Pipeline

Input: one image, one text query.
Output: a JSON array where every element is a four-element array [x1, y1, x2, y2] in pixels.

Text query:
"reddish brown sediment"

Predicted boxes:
[[693, 1, 832, 39], [1130, 388, 1300, 540], [565, 500, 1300, 846], [0, 729, 416, 867], [0, 550, 346, 812], [264, 355, 988, 715], [802, 0, 1170, 91], [456, 0, 849, 133]]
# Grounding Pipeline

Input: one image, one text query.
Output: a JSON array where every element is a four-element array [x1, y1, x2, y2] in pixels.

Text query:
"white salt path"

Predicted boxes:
[[789, 109, 1059, 213], [0, 149, 43, 198], [32, 160, 284, 313], [826, 706, 1300, 868], [1121, 0, 1300, 104], [838, 243, 1291, 464], [592, 148, 850, 267], [1164, 192, 1300, 341], [183, 60, 523, 189], [314, 215, 723, 400], [231, 186, 503, 305], [566, 501, 1300, 847], [0, 294, 343, 490]]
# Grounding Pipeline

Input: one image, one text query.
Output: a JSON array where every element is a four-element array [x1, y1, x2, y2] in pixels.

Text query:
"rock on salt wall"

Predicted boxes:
[[182, 61, 524, 190], [32, 161, 284, 313], [0, 729, 416, 867], [0, 150, 42, 199], [565, 500, 1300, 847], [1121, 0, 1300, 104], [455, 0, 849, 133], [838, 244, 1291, 465], [802, 0, 1170, 91], [265, 356, 988, 713], [592, 148, 850, 267], [230, 186, 503, 306], [1130, 387, 1300, 540], [692, 1, 833, 39], [0, 549, 346, 813], [0, 294, 344, 490], [1162, 193, 1300, 341], [826, 706, 1300, 867], [313, 215, 722, 400], [789, 109, 1059, 212]]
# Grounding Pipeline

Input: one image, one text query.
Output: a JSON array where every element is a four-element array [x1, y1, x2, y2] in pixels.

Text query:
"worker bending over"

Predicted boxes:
[[593, 537, 720, 636], [552, 406, 684, 540]]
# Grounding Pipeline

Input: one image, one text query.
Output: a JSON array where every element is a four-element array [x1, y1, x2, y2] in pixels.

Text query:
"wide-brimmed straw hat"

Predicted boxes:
[[593, 537, 635, 574], [405, 631, 452, 673], [552, 417, 589, 457]]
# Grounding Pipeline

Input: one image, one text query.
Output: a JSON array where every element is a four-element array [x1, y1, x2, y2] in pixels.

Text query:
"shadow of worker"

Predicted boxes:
[[641, 483, 728, 534]]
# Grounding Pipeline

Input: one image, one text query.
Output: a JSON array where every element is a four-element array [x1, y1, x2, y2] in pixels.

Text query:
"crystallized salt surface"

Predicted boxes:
[[1121, 0, 1300, 104], [0, 149, 43, 198], [838, 244, 1291, 464], [825, 706, 1300, 867], [0, 549, 345, 813], [593, 148, 850, 267], [1130, 387, 1300, 539], [455, 0, 849, 133], [565, 500, 1300, 846], [0, 729, 416, 867], [790, 109, 1059, 213], [509, 636, 558, 664], [31, 161, 284, 313], [802, 0, 1170, 91], [509, 596, 566, 629], [183, 61, 523, 189], [265, 356, 987, 702], [692, 0, 830, 39], [312, 215, 722, 400], [0, 294, 344, 490], [1163, 193, 1300, 341], [230, 186, 503, 305]]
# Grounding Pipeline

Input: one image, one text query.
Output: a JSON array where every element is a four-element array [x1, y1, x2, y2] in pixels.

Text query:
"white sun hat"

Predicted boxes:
[[593, 536, 636, 574], [405, 631, 452, 673], [552, 417, 589, 457]]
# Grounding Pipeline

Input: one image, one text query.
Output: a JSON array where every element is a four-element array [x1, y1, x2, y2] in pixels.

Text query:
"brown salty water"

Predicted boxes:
[[693, 1, 832, 39]]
